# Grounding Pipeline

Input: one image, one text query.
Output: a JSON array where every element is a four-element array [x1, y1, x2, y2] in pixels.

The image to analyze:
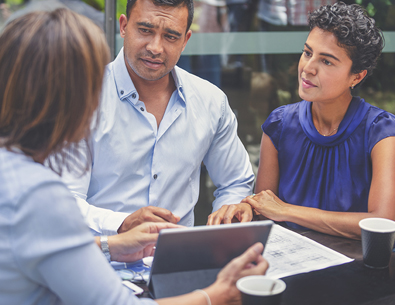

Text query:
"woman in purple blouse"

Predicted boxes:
[[209, 2, 395, 240]]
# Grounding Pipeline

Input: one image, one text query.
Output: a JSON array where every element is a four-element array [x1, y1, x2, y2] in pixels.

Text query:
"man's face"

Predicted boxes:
[[119, 0, 192, 82]]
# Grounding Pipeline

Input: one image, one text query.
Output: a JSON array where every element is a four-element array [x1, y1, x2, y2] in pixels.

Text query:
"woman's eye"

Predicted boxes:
[[302, 50, 312, 57], [323, 59, 332, 66]]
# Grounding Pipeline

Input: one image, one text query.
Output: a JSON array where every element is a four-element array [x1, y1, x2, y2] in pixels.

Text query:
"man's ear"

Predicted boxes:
[[119, 14, 128, 38], [181, 30, 192, 52]]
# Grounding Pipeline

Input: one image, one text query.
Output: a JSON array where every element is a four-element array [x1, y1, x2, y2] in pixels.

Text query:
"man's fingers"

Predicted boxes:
[[221, 205, 237, 224], [207, 207, 227, 225], [208, 203, 254, 225], [233, 203, 253, 223], [154, 211, 179, 224], [240, 208, 253, 222], [144, 206, 180, 224], [118, 207, 178, 233]]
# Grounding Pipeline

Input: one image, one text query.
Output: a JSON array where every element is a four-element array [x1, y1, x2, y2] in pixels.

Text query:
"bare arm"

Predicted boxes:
[[255, 132, 280, 195], [250, 135, 395, 239]]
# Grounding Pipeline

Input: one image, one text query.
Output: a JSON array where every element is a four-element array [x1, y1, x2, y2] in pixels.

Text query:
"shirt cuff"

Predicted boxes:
[[102, 211, 130, 236]]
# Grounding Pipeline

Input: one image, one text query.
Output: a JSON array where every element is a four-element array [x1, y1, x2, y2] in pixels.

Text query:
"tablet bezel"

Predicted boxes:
[[148, 220, 273, 298]]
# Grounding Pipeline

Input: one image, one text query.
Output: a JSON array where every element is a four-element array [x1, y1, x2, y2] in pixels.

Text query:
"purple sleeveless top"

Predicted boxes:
[[262, 97, 395, 229]]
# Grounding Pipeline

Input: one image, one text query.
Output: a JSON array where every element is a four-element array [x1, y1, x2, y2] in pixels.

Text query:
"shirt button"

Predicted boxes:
[[153, 174, 158, 179], [132, 93, 137, 99], [140, 107, 144, 111], [120, 90, 124, 95]]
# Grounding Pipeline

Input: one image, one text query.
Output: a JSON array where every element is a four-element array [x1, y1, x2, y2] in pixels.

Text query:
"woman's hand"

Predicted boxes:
[[204, 242, 269, 305], [242, 190, 290, 222], [106, 222, 183, 262]]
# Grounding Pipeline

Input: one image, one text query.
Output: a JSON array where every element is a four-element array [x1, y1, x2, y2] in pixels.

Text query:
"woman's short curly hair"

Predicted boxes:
[[308, 1, 384, 81]]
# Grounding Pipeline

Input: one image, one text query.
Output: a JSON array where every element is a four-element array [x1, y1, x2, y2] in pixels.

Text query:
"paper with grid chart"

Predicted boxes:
[[263, 224, 353, 279]]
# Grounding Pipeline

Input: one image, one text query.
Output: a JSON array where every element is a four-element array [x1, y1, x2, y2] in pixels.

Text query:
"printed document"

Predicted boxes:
[[264, 224, 353, 279]]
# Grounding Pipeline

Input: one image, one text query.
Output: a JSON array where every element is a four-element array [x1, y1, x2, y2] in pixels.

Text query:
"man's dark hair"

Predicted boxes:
[[126, 0, 194, 33], [308, 1, 384, 84]]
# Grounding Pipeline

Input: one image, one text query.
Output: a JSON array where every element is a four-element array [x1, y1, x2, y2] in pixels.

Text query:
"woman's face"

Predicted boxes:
[[298, 27, 362, 105]]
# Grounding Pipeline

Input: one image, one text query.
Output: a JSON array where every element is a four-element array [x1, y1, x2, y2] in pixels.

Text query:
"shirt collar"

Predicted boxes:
[[113, 48, 138, 103], [113, 48, 186, 105], [172, 66, 186, 106]]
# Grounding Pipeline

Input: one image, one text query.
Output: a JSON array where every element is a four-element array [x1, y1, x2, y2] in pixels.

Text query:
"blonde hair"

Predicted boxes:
[[0, 9, 110, 173]]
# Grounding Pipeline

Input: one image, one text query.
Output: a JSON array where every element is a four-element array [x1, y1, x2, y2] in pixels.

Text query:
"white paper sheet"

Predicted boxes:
[[263, 224, 354, 279]]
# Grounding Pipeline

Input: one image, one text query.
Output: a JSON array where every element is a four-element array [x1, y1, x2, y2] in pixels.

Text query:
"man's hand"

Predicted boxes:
[[109, 222, 183, 262], [207, 202, 253, 225], [118, 206, 180, 233]]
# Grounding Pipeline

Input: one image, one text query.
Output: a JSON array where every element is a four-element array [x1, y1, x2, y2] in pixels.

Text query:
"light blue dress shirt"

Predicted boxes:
[[62, 48, 254, 235], [0, 148, 157, 305]]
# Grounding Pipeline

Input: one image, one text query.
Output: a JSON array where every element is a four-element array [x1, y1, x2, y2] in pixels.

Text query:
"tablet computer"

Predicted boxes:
[[148, 220, 273, 299]]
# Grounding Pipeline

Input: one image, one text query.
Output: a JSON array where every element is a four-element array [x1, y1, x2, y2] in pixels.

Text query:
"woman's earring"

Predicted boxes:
[[351, 84, 355, 89]]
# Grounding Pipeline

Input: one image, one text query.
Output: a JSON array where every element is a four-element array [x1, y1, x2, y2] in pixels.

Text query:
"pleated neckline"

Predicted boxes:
[[299, 97, 370, 146]]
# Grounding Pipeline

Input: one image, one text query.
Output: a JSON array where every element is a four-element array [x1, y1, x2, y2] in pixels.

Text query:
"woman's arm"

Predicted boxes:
[[255, 132, 280, 195], [94, 222, 182, 262], [250, 134, 395, 240], [94, 226, 268, 305], [365, 136, 395, 222]]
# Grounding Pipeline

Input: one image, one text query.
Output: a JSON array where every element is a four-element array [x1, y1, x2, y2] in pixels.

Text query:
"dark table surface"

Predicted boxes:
[[280, 228, 395, 305], [137, 225, 395, 304]]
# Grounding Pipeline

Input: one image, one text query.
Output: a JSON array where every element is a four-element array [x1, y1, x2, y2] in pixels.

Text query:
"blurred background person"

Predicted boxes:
[[195, 0, 229, 87]]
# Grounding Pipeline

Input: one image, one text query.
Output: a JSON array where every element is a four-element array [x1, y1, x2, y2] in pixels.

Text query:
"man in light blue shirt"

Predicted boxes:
[[62, 0, 254, 236]]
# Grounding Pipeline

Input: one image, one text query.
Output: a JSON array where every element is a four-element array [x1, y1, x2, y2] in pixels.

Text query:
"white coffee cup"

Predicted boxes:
[[236, 275, 286, 305]]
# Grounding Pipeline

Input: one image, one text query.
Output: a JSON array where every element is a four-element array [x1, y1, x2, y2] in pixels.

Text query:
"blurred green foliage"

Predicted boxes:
[[5, 0, 24, 6], [354, 0, 393, 28], [82, 0, 127, 19], [82, 0, 105, 11], [341, 0, 395, 103]]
